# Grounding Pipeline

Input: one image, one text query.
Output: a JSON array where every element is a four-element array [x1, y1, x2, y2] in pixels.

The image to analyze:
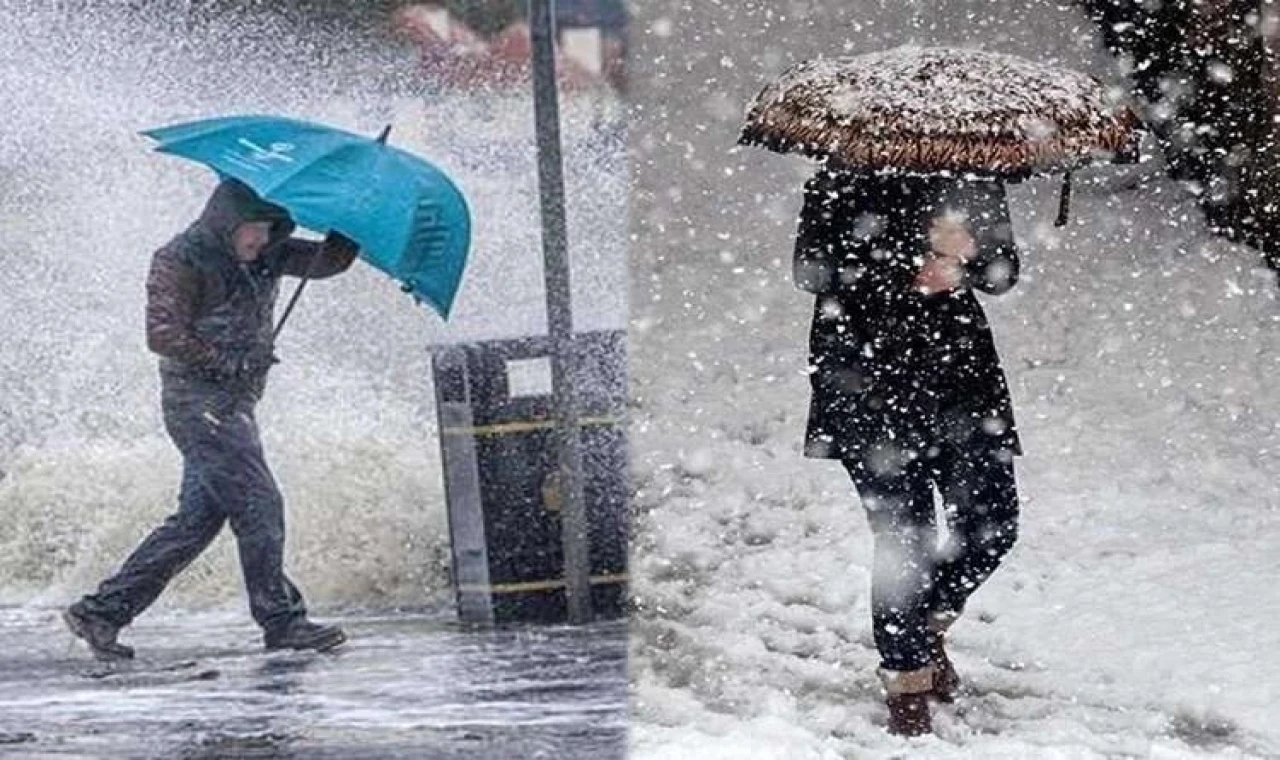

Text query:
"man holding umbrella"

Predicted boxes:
[[64, 178, 358, 658], [62, 114, 470, 660], [740, 47, 1142, 735]]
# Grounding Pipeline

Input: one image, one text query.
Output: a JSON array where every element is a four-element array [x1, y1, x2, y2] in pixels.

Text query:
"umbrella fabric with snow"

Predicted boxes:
[[739, 46, 1144, 223], [143, 114, 471, 319]]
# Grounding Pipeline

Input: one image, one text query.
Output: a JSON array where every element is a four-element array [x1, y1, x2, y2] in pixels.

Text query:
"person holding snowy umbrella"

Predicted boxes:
[[741, 46, 1142, 736]]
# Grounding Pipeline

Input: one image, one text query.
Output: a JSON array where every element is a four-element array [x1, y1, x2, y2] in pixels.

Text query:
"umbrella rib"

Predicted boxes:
[[249, 141, 386, 233], [255, 141, 367, 196]]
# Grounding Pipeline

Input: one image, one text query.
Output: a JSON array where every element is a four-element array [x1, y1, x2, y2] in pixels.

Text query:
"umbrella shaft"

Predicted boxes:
[[274, 277, 310, 341]]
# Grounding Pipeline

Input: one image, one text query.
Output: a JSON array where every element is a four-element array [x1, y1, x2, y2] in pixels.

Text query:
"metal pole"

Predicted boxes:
[[529, 0, 592, 624]]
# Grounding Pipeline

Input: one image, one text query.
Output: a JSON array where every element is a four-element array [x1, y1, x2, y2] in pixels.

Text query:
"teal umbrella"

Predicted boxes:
[[142, 114, 471, 320]]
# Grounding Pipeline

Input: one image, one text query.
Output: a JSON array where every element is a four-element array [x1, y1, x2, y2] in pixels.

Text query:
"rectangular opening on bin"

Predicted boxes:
[[505, 356, 553, 399]]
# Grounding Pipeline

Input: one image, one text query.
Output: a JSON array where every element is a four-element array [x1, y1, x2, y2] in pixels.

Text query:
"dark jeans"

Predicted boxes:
[[844, 445, 1019, 672], [78, 375, 305, 635]]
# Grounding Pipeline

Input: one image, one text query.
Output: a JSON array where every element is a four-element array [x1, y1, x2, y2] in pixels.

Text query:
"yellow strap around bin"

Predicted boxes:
[[458, 572, 629, 595], [442, 415, 623, 438]]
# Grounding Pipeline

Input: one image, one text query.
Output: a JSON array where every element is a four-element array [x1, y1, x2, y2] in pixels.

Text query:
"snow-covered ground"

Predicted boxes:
[[626, 2, 1280, 757], [629, 171, 1280, 759]]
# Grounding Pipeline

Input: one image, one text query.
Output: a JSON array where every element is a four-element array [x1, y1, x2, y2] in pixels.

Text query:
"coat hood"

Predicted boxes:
[[193, 178, 296, 256]]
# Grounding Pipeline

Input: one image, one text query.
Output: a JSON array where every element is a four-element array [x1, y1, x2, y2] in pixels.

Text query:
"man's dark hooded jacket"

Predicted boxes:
[[795, 168, 1022, 465], [67, 179, 358, 640], [146, 179, 355, 395]]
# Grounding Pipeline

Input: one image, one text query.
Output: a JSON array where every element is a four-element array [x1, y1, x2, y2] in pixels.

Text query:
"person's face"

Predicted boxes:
[[231, 221, 273, 262]]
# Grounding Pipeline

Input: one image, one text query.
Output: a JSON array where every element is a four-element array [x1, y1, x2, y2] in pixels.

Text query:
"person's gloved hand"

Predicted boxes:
[[914, 213, 975, 296], [240, 344, 281, 377], [208, 345, 279, 383], [928, 215, 976, 264], [913, 255, 965, 296], [322, 231, 359, 258]]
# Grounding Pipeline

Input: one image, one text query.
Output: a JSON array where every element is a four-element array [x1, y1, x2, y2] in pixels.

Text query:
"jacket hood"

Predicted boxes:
[[194, 178, 296, 255]]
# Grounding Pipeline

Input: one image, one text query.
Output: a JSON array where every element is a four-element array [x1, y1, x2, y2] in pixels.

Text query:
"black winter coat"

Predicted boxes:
[[795, 168, 1022, 465]]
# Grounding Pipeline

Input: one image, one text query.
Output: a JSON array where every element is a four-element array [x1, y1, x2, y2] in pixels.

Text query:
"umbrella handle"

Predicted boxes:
[[1055, 172, 1072, 227]]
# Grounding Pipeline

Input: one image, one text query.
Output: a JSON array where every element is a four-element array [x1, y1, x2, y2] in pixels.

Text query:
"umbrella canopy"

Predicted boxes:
[[143, 114, 471, 319], [739, 46, 1142, 178]]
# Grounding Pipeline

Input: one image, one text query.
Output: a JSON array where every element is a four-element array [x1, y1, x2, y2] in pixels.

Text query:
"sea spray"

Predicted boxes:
[[0, 0, 628, 609]]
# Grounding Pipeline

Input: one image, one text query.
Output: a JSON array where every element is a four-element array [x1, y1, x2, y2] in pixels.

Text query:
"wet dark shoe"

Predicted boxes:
[[263, 619, 347, 652], [63, 603, 134, 661]]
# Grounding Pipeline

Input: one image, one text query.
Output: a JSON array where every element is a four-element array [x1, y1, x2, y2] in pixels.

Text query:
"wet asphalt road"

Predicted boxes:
[[0, 606, 627, 759]]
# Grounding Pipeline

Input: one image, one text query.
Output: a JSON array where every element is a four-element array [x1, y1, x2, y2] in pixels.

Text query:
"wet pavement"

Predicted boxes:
[[0, 606, 627, 758]]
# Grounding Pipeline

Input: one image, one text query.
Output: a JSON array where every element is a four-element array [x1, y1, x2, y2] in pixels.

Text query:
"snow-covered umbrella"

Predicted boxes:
[[739, 46, 1144, 223]]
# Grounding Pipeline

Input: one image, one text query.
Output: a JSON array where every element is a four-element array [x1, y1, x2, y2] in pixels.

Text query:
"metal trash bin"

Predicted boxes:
[[430, 330, 628, 624]]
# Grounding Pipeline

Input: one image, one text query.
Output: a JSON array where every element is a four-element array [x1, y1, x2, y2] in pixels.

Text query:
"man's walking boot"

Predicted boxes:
[[63, 601, 134, 661], [879, 666, 934, 737], [928, 611, 961, 703], [264, 618, 347, 652]]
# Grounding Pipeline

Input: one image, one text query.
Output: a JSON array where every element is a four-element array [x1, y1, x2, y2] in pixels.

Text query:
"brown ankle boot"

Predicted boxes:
[[879, 667, 934, 737], [886, 693, 932, 736]]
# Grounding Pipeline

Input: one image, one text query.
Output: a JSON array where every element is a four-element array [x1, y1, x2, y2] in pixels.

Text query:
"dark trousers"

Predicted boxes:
[[78, 377, 305, 634], [844, 445, 1019, 672]]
